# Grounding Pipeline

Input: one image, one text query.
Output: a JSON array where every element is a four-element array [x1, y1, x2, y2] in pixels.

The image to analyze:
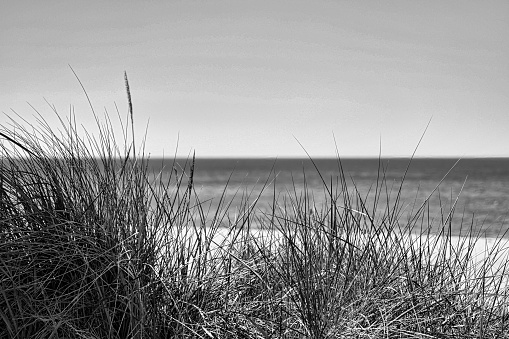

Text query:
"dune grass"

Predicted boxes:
[[1, 82, 508, 338]]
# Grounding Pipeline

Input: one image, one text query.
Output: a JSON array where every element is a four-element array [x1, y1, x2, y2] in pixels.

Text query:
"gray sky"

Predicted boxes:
[[1, 0, 508, 157]]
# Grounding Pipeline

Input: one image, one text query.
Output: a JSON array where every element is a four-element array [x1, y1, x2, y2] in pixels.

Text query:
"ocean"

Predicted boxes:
[[148, 157, 509, 238]]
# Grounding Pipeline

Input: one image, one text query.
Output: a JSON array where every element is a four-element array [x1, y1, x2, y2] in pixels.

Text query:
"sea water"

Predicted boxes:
[[148, 157, 509, 238]]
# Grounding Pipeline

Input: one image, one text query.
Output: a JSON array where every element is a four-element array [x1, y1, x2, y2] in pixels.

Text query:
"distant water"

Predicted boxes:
[[147, 158, 509, 238]]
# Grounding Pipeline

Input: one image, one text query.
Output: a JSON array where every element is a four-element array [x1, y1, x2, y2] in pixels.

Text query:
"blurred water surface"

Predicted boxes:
[[147, 158, 509, 238]]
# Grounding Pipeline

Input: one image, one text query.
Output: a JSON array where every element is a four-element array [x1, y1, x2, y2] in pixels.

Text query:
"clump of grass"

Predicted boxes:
[[1, 78, 508, 338], [0, 77, 243, 338], [240, 157, 509, 338]]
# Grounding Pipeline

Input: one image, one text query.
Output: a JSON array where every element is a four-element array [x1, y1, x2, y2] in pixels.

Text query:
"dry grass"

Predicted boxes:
[[0, 80, 508, 338]]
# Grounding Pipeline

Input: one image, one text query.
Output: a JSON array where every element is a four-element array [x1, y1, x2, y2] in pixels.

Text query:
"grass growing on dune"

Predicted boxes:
[[1, 79, 509, 338]]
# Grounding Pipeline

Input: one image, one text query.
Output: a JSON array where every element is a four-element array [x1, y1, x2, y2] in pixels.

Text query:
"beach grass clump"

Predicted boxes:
[[1, 81, 509, 338], [0, 104, 237, 337], [0, 112, 165, 338], [255, 186, 509, 338]]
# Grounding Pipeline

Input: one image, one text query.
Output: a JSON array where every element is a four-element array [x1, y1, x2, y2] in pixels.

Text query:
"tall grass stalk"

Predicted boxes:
[[1, 81, 508, 338]]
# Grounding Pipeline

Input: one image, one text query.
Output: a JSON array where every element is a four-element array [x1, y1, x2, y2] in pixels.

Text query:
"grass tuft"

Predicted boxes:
[[1, 81, 508, 338]]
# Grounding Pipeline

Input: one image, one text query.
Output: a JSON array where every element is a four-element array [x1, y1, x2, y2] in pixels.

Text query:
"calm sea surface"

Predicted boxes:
[[148, 158, 509, 238]]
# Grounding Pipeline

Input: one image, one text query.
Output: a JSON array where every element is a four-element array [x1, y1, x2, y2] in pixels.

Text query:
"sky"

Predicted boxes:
[[1, 0, 508, 158]]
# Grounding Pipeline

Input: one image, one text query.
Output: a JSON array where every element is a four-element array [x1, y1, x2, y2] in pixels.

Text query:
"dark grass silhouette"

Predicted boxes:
[[1, 76, 508, 338]]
